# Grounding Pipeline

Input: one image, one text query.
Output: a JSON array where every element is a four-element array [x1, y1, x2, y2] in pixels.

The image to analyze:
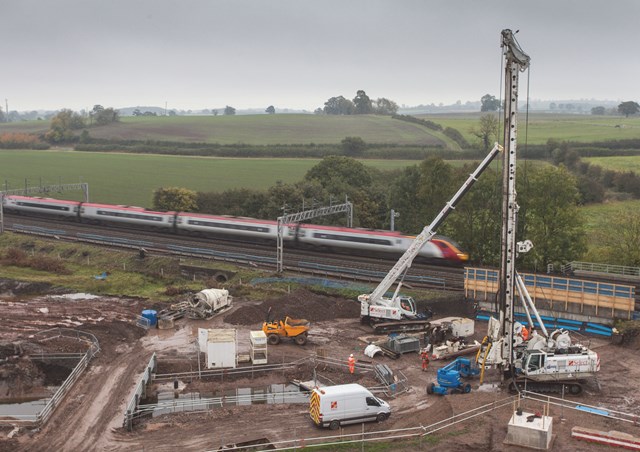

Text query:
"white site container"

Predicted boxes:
[[451, 318, 474, 338], [250, 330, 268, 365], [198, 328, 208, 353], [203, 328, 237, 369]]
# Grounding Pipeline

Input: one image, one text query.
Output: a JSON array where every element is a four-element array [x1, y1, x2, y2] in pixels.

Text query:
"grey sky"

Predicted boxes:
[[2, 0, 638, 112]]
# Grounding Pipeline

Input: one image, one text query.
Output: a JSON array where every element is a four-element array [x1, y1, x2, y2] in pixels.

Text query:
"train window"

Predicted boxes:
[[312, 233, 391, 246], [187, 219, 270, 233], [17, 201, 70, 212], [96, 210, 163, 222]]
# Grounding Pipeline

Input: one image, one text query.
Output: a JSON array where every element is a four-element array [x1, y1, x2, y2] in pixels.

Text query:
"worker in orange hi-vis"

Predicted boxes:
[[348, 354, 356, 374], [521, 325, 530, 341], [421, 348, 430, 371]]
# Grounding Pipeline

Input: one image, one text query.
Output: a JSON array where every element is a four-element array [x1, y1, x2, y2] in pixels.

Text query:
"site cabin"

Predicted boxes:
[[309, 384, 391, 430]]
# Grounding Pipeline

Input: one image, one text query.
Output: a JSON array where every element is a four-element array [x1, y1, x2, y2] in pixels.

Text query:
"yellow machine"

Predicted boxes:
[[262, 308, 310, 345]]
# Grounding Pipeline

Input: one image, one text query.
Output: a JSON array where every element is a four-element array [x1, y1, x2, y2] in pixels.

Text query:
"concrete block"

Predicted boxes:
[[504, 410, 554, 450]]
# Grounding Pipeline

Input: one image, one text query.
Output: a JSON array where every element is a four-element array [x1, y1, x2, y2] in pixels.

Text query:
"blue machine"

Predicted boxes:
[[426, 357, 480, 395]]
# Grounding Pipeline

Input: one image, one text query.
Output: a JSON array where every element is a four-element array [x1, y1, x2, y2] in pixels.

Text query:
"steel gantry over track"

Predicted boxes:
[[276, 197, 353, 273], [0, 183, 89, 234]]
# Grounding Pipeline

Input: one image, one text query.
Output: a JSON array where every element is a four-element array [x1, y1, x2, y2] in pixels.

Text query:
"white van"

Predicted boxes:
[[309, 384, 391, 430]]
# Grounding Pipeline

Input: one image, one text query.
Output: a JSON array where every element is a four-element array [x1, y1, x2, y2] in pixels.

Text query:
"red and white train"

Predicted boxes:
[[2, 195, 469, 265]]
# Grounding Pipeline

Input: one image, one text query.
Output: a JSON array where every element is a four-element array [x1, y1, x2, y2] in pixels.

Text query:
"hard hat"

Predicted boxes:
[[350, 354, 353, 357]]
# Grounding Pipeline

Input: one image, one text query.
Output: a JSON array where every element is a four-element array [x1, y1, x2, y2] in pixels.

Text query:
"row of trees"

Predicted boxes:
[[318, 90, 399, 116], [153, 153, 638, 269], [481, 95, 640, 118], [45, 105, 119, 143]]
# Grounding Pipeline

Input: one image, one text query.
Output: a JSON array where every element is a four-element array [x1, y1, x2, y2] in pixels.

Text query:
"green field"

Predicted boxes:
[[1, 114, 446, 146], [0, 149, 550, 207], [580, 199, 640, 233], [3, 112, 638, 148], [0, 150, 421, 206], [579, 199, 640, 262], [416, 113, 640, 146], [583, 156, 640, 174]]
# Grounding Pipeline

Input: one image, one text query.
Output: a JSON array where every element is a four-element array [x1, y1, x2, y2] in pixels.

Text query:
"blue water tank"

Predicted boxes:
[[141, 309, 158, 327]]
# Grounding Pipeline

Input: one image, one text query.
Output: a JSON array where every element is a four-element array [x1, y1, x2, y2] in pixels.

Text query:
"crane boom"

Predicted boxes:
[[359, 142, 503, 311]]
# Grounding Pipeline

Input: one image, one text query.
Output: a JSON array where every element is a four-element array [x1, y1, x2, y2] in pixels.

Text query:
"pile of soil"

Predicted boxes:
[[0, 279, 59, 297], [224, 289, 360, 325], [0, 358, 45, 398]]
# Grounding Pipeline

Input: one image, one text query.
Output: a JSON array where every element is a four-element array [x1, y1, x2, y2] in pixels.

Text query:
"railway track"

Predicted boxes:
[[2, 214, 465, 291]]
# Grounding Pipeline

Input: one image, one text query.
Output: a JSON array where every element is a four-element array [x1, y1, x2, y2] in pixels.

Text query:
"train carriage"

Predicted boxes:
[[2, 196, 80, 219], [177, 212, 279, 240], [79, 203, 176, 230], [3, 195, 469, 265]]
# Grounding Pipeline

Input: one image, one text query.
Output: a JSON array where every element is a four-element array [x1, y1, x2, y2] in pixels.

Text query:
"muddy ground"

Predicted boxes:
[[1, 282, 639, 451]]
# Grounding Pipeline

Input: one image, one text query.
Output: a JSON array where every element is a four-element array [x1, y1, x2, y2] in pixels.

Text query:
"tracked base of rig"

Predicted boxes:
[[367, 319, 432, 334], [508, 379, 584, 395]]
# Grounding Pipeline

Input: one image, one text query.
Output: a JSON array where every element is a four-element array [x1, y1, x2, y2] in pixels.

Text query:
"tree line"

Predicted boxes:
[[44, 105, 119, 143], [316, 90, 399, 116], [151, 153, 640, 269]]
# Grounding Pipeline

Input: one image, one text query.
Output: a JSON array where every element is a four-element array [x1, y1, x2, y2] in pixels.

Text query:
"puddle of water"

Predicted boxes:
[[0, 395, 52, 418], [151, 383, 309, 417]]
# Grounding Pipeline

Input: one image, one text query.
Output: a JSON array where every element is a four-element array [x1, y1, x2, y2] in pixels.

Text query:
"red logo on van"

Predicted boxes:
[[331, 401, 338, 410]]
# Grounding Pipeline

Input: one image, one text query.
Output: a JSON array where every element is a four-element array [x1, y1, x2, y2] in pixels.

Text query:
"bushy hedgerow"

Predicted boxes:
[[3, 247, 70, 274], [391, 114, 444, 131]]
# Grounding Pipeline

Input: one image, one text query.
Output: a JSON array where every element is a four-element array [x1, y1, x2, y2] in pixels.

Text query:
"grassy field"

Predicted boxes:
[[0, 150, 424, 206], [580, 199, 640, 234], [3, 113, 639, 147], [583, 156, 640, 174], [1, 114, 446, 146], [579, 199, 640, 262], [416, 113, 640, 146], [0, 149, 550, 207]]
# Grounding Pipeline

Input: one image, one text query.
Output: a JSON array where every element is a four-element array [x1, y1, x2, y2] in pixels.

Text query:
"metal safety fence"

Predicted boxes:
[[123, 353, 157, 431], [0, 328, 100, 427]]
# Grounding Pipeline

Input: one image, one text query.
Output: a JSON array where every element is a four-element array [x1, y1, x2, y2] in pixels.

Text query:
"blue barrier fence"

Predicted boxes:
[[476, 310, 613, 337]]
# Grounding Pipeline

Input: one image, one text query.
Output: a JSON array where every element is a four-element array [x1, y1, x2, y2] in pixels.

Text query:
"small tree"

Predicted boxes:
[[91, 105, 119, 125], [45, 109, 86, 143], [224, 105, 236, 116], [374, 98, 399, 115], [470, 114, 499, 152], [480, 94, 500, 112], [152, 187, 198, 212], [265, 105, 275, 114], [353, 90, 373, 114], [591, 106, 606, 115], [618, 101, 640, 117], [341, 136, 366, 156], [324, 96, 354, 115]]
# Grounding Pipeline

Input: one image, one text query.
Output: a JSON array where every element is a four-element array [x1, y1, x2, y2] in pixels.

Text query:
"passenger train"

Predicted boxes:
[[2, 195, 469, 265]]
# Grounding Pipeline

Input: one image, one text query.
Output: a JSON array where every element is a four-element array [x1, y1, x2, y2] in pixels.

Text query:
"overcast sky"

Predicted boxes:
[[2, 0, 638, 112]]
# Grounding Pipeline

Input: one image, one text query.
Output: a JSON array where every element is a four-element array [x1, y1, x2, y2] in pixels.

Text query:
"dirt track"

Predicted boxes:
[[1, 285, 640, 451]]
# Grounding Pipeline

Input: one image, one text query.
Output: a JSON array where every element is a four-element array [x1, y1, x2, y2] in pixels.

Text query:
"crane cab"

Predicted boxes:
[[398, 296, 417, 318]]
